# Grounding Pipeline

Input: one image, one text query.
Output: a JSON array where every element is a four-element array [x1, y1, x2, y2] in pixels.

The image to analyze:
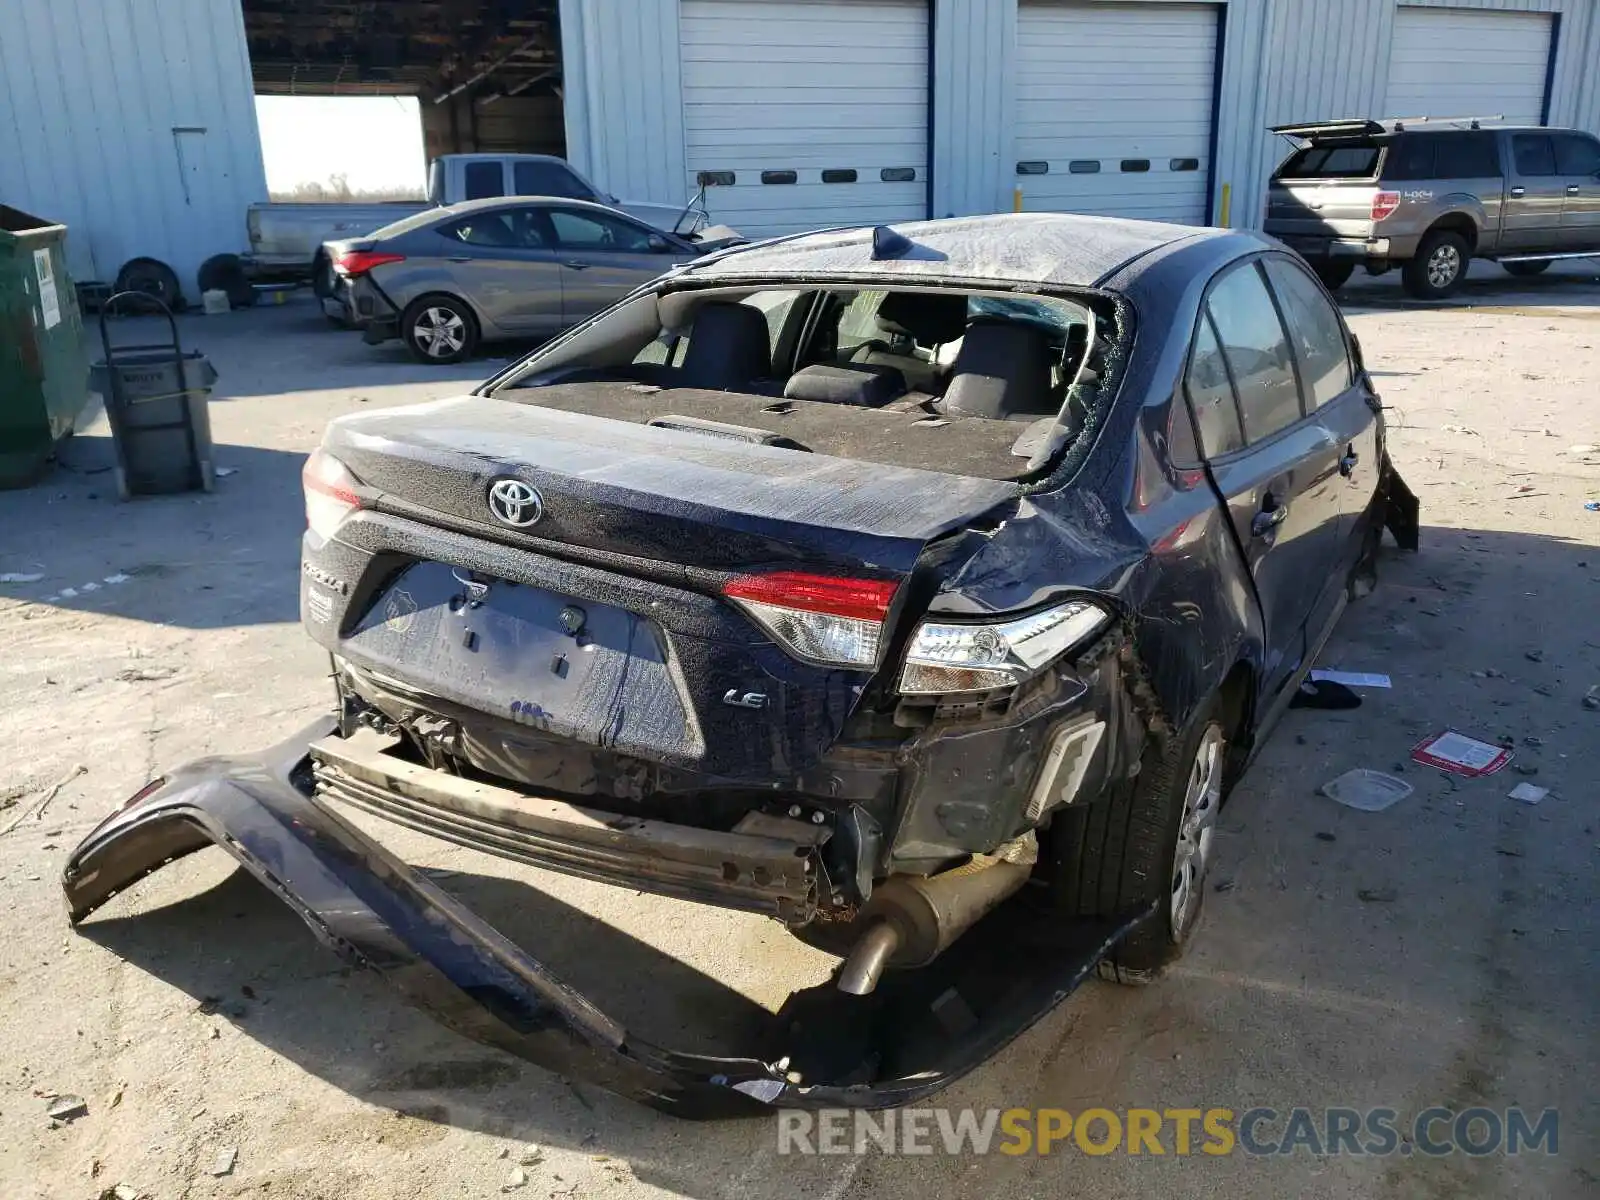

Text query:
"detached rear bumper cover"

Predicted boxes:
[[62, 719, 1148, 1119]]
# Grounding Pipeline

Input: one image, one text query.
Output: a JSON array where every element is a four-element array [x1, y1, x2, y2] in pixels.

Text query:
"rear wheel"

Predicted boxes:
[[197, 253, 256, 308], [1048, 696, 1227, 982], [114, 257, 183, 311], [1402, 230, 1470, 299], [401, 294, 479, 364], [312, 253, 337, 298], [1503, 260, 1552, 278], [1311, 260, 1355, 291]]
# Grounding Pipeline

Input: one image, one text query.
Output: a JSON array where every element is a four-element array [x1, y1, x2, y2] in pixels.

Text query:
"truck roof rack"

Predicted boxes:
[[1383, 115, 1504, 132]]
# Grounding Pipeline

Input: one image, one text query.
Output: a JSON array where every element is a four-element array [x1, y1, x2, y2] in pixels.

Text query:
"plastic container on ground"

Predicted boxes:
[[1319, 769, 1414, 813]]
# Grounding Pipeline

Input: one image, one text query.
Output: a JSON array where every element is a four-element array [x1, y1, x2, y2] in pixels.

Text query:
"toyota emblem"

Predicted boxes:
[[487, 478, 543, 527]]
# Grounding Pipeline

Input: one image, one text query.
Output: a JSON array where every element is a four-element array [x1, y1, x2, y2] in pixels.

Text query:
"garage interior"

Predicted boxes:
[[241, 0, 567, 159]]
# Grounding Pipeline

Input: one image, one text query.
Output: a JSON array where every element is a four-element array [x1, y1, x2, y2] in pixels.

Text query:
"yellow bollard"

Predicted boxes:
[[1218, 182, 1232, 228], [1014, 187, 1024, 213]]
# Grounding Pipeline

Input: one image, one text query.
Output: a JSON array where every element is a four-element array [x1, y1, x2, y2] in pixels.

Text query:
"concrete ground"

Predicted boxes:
[[1, 263, 1597, 1200]]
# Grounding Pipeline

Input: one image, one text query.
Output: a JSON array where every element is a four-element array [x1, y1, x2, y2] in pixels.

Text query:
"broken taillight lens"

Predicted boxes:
[[332, 249, 405, 277], [302, 450, 364, 540], [1371, 191, 1402, 222], [722, 571, 899, 668]]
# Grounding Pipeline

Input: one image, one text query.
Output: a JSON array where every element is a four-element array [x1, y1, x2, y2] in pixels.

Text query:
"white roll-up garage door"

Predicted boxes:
[[681, 0, 929, 238], [1384, 7, 1553, 126], [1014, 1, 1219, 224]]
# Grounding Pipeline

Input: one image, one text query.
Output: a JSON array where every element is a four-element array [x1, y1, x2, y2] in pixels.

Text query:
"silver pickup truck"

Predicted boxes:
[[246, 153, 706, 294], [1264, 118, 1600, 299]]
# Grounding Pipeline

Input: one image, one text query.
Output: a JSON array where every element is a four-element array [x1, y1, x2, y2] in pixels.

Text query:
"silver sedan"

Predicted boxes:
[[327, 196, 702, 364]]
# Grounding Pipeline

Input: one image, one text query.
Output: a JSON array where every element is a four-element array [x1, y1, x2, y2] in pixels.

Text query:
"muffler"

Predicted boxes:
[[836, 834, 1036, 995]]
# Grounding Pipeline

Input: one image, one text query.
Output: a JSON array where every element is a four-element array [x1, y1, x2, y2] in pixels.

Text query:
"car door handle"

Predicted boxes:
[[447, 256, 470, 263], [1339, 448, 1360, 478], [1251, 505, 1289, 538], [564, 261, 590, 270], [1510, 186, 1526, 198], [1568, 185, 1582, 195]]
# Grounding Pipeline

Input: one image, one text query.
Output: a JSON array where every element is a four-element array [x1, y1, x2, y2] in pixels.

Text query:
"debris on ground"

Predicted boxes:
[[1357, 887, 1399, 903], [1320, 769, 1413, 812], [1213, 878, 1236, 893], [45, 1093, 88, 1121], [1291, 679, 1362, 710], [115, 665, 177, 683], [97, 1185, 143, 1200], [502, 1166, 527, 1191], [0, 572, 44, 583], [1411, 730, 1513, 777], [1584, 686, 1600, 711], [1314, 831, 1337, 842], [1, 764, 87, 836], [1309, 669, 1392, 689], [207, 1146, 238, 1177], [1508, 783, 1550, 805], [216, 466, 239, 477], [518, 1146, 545, 1166]]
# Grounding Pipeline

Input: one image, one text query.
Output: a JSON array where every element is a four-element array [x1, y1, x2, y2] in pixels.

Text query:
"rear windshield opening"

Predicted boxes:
[[489, 283, 1125, 482], [1276, 142, 1382, 180]]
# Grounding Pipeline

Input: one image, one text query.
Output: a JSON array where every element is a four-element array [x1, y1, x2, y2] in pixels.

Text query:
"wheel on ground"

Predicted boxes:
[[312, 254, 337, 298], [197, 253, 256, 308], [401, 295, 479, 364], [1402, 230, 1470, 299], [114, 257, 183, 311], [1503, 260, 1551, 278], [1046, 696, 1228, 983], [1312, 260, 1355, 291]]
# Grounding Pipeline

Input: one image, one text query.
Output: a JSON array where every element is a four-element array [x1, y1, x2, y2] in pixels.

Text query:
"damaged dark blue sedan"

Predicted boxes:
[[64, 213, 1418, 1117]]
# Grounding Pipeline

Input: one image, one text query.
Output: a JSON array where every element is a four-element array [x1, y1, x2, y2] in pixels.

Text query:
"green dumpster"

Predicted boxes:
[[0, 206, 90, 488]]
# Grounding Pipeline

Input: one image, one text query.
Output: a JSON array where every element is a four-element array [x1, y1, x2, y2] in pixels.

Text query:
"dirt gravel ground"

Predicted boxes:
[[2, 268, 1597, 1200]]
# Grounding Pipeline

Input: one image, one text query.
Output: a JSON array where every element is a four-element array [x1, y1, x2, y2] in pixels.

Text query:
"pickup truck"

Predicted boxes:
[[1264, 118, 1600, 299], [245, 153, 707, 295]]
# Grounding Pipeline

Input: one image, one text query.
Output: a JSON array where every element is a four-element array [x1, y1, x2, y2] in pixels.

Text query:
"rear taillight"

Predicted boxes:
[[1371, 191, 1401, 222], [302, 450, 364, 539], [332, 249, 405, 277], [722, 571, 899, 668]]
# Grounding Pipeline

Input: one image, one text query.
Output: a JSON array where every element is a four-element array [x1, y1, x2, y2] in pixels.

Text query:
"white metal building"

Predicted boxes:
[[564, 0, 1600, 236], [3, 0, 1599, 299]]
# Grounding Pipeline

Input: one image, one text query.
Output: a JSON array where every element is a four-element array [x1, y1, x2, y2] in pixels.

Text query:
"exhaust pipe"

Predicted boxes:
[[836, 835, 1035, 995]]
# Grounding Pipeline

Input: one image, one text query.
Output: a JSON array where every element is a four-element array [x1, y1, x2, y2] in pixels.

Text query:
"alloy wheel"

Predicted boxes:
[[1427, 244, 1461, 290], [413, 307, 467, 358], [1171, 723, 1224, 940]]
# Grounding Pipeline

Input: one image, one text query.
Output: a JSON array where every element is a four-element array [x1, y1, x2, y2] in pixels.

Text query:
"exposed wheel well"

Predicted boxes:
[[1425, 214, 1478, 255], [1215, 660, 1255, 793]]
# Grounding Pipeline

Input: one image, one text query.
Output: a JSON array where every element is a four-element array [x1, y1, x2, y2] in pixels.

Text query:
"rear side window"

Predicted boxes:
[[463, 161, 505, 200], [1205, 263, 1302, 443], [1513, 135, 1557, 177], [1185, 315, 1244, 457], [1434, 131, 1502, 177], [1554, 133, 1600, 176], [1383, 136, 1435, 181], [513, 161, 595, 200], [1277, 144, 1381, 179], [1264, 257, 1352, 409]]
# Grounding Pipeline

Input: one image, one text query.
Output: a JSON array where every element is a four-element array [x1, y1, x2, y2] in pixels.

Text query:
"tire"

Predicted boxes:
[[1503, 260, 1552, 278], [401, 294, 480, 364], [1402, 230, 1470, 300], [114, 257, 183, 311], [1312, 260, 1355, 291], [1047, 696, 1228, 983], [312, 253, 337, 299], [196, 253, 256, 309]]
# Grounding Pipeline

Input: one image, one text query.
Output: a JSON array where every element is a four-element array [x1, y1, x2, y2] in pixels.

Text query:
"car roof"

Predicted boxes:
[[679, 212, 1237, 290], [434, 195, 640, 220]]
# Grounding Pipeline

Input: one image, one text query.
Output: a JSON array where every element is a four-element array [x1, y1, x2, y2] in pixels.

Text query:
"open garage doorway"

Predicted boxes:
[[242, 0, 566, 161]]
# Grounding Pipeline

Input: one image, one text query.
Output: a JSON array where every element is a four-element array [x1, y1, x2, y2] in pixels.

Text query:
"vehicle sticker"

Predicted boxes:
[[34, 249, 60, 330], [305, 587, 334, 624], [383, 589, 417, 634]]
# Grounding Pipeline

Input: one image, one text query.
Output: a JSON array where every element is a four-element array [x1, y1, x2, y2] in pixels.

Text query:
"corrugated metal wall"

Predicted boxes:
[[0, 0, 268, 296], [566, 0, 1600, 230], [559, 0, 688, 206]]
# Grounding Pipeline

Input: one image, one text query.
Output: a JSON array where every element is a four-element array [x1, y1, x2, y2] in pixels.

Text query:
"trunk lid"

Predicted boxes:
[[1266, 137, 1387, 238], [315, 397, 1022, 781]]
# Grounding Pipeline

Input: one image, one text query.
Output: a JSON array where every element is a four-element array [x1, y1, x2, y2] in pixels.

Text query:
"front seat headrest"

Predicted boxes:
[[679, 302, 772, 390], [874, 291, 970, 346], [941, 319, 1057, 419]]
